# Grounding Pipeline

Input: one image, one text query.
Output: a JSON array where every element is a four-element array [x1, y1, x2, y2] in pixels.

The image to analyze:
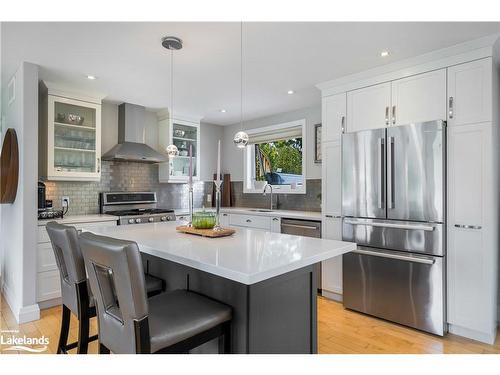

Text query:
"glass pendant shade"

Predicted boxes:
[[166, 144, 179, 158], [233, 131, 249, 149]]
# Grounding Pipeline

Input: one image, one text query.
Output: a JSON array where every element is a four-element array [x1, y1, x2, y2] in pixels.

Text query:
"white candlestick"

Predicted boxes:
[[189, 144, 193, 185], [217, 139, 221, 182]]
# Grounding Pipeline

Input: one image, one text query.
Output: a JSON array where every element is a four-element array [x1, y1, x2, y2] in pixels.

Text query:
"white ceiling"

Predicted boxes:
[[2, 22, 500, 125]]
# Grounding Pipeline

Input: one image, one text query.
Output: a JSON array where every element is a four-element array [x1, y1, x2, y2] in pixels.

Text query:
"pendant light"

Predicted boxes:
[[233, 22, 249, 149], [162, 36, 183, 158]]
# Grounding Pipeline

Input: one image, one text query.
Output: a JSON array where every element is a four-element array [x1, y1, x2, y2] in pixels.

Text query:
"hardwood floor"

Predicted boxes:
[[1, 293, 499, 354]]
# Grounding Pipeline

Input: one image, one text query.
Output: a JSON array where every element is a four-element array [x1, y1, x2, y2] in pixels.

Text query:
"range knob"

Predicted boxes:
[[135, 218, 142, 224], [148, 217, 154, 223], [128, 219, 135, 224], [160, 216, 167, 221]]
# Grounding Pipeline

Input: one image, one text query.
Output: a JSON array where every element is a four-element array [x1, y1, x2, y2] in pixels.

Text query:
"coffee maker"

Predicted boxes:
[[38, 181, 63, 219]]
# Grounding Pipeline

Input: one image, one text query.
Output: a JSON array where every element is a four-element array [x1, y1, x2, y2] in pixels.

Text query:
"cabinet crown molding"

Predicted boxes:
[[316, 33, 500, 97]]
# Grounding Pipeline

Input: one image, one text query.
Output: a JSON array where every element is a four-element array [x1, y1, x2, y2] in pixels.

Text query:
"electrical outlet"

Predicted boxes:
[[206, 194, 212, 204], [62, 196, 70, 208]]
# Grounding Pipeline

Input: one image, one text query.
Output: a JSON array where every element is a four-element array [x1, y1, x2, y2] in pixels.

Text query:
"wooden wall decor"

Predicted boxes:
[[0, 128, 19, 204]]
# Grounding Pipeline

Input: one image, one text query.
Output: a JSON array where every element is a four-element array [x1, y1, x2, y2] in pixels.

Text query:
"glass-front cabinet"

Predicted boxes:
[[158, 112, 201, 183], [41, 86, 102, 181]]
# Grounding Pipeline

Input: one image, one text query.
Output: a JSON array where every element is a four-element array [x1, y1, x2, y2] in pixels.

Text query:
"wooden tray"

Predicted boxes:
[[176, 225, 235, 238]]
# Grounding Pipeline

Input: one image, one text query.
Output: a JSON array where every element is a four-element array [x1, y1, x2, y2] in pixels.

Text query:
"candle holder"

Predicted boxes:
[[187, 183, 194, 227], [213, 180, 223, 231]]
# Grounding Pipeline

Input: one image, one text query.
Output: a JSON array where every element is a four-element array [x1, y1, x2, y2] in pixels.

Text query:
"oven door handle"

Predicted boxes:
[[352, 248, 435, 265], [344, 219, 435, 232]]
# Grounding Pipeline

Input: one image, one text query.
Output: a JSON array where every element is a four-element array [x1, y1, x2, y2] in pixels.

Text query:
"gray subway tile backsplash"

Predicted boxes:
[[43, 161, 321, 215]]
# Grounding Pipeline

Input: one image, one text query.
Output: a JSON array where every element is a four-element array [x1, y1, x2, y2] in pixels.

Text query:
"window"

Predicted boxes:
[[243, 119, 306, 194]]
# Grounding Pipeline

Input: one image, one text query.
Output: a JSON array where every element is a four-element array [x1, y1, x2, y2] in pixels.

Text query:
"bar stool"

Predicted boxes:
[[79, 232, 232, 354], [46, 222, 166, 354]]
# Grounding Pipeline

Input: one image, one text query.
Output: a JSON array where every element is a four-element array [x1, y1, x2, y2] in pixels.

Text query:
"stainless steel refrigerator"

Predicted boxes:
[[341, 120, 446, 336]]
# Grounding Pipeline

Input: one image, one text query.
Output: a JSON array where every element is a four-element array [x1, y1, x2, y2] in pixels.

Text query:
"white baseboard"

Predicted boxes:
[[38, 297, 61, 310], [321, 289, 343, 302], [2, 283, 40, 324], [448, 324, 497, 345]]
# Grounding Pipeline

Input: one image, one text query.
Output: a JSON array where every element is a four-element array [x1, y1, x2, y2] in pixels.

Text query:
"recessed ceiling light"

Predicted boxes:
[[86, 75, 97, 80], [287, 90, 295, 95], [219, 109, 227, 113], [380, 51, 390, 57]]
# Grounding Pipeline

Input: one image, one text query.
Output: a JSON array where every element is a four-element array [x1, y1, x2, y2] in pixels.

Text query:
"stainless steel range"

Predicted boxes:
[[99, 191, 176, 225]]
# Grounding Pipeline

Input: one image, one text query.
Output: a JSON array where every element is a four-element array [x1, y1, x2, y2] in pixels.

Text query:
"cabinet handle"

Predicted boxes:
[[385, 107, 389, 125], [222, 213, 228, 216], [272, 217, 279, 221], [97, 157, 101, 173], [246, 219, 252, 223], [341, 116, 345, 133], [392, 105, 396, 125], [448, 96, 454, 119], [325, 215, 342, 219], [454, 224, 482, 230]]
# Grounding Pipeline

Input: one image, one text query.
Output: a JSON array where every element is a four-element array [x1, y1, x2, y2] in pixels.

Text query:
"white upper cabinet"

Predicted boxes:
[[447, 58, 492, 127], [322, 93, 346, 142], [322, 140, 341, 215], [157, 113, 201, 183], [40, 87, 102, 182], [346, 82, 391, 132], [447, 122, 497, 342], [391, 69, 447, 126]]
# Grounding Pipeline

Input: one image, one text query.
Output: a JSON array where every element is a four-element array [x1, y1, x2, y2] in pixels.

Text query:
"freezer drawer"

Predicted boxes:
[[343, 246, 445, 336], [343, 217, 444, 256]]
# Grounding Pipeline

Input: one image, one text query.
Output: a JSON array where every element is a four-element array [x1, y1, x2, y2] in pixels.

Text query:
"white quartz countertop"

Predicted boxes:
[[83, 222, 355, 285], [38, 214, 117, 226], [175, 207, 322, 221]]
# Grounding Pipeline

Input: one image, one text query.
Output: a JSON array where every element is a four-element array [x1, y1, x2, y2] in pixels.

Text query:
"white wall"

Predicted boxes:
[[1, 62, 40, 323], [221, 105, 321, 181], [199, 122, 224, 181], [100, 102, 224, 181]]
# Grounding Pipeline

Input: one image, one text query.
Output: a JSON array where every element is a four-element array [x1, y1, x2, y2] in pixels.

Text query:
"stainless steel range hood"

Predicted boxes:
[[102, 103, 168, 163]]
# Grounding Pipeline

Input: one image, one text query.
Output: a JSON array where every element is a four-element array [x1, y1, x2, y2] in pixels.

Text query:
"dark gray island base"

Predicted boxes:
[[143, 253, 318, 354]]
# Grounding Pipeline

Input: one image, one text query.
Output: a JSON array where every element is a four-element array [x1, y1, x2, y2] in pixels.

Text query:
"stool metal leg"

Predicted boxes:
[[76, 281, 90, 354], [99, 343, 110, 354], [57, 305, 71, 354]]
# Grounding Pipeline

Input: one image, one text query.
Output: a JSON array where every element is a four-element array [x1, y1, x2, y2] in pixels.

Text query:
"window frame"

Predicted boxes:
[[243, 119, 307, 195]]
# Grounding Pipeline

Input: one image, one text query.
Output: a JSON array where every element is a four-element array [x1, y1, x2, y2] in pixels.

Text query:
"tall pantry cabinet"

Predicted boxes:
[[446, 57, 498, 344], [319, 40, 499, 344]]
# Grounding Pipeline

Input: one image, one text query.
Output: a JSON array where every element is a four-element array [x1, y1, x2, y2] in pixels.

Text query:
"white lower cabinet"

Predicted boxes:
[[36, 220, 117, 305], [227, 213, 281, 232], [321, 215, 343, 300], [447, 122, 498, 344]]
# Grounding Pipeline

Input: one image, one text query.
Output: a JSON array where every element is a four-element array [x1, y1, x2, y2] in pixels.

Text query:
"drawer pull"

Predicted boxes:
[[272, 217, 279, 221], [344, 219, 434, 232], [454, 224, 482, 230], [352, 248, 435, 265], [246, 219, 252, 223]]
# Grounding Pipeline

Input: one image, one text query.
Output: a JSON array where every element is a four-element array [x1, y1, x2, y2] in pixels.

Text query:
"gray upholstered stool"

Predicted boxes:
[[79, 232, 232, 354], [46, 222, 166, 354], [46, 221, 98, 354]]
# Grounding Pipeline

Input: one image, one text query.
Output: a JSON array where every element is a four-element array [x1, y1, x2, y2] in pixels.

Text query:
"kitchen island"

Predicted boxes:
[[84, 222, 355, 353]]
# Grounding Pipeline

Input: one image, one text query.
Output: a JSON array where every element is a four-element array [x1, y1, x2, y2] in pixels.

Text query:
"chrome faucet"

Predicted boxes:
[[263, 184, 274, 210]]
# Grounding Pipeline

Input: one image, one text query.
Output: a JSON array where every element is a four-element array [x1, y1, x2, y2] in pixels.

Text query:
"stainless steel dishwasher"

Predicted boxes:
[[281, 218, 322, 290]]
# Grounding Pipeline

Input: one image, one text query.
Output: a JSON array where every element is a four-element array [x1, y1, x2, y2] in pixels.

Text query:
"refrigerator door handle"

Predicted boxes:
[[378, 138, 385, 209], [352, 248, 436, 265], [344, 218, 436, 232], [387, 136, 395, 209]]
